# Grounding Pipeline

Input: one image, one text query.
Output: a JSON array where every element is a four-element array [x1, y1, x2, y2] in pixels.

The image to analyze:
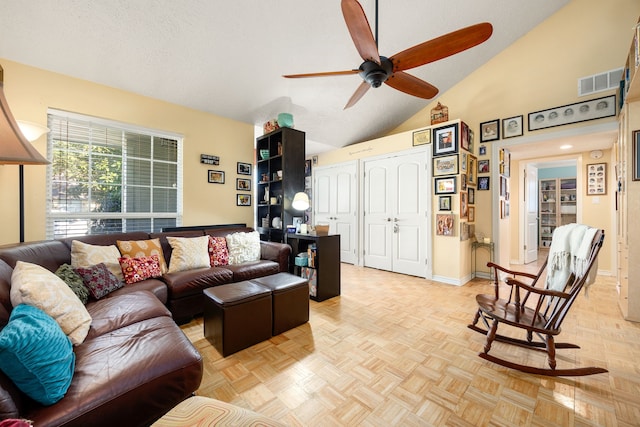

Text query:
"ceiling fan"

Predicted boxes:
[[283, 0, 493, 109]]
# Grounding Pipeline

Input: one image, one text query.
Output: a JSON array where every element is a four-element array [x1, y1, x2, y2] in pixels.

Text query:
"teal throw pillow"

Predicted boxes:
[[55, 263, 90, 304], [0, 304, 75, 405]]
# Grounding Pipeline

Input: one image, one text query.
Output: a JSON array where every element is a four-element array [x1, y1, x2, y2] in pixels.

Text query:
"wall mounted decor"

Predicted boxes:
[[478, 176, 490, 190], [460, 192, 468, 220], [237, 162, 252, 175], [430, 102, 449, 125], [433, 154, 459, 176], [200, 154, 219, 165], [480, 119, 500, 142], [528, 95, 616, 131], [236, 178, 251, 191], [434, 176, 457, 194], [436, 213, 455, 236], [460, 222, 469, 241], [478, 159, 490, 174], [468, 187, 475, 205], [432, 123, 458, 157], [468, 206, 475, 222], [439, 196, 451, 211], [587, 163, 607, 195], [208, 170, 225, 184], [479, 145, 487, 156], [502, 115, 523, 138], [467, 155, 477, 186], [412, 128, 431, 146], [237, 194, 251, 206], [460, 121, 470, 151]]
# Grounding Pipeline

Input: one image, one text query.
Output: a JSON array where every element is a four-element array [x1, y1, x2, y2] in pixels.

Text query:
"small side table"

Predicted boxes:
[[471, 241, 495, 280]]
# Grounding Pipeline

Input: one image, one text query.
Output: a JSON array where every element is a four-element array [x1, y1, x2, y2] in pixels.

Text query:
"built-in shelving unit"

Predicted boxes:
[[256, 127, 305, 243], [539, 178, 576, 247]]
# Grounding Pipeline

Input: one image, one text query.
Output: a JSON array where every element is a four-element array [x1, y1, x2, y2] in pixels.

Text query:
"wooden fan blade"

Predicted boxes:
[[385, 71, 439, 99], [390, 23, 493, 72], [344, 81, 371, 109], [341, 0, 380, 64], [283, 70, 360, 78]]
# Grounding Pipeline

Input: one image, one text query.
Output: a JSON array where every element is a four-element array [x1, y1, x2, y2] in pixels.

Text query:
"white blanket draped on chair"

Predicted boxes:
[[546, 223, 599, 293]]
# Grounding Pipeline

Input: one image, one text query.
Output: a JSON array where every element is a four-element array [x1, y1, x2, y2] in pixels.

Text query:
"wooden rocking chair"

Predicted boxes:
[[468, 227, 606, 376]]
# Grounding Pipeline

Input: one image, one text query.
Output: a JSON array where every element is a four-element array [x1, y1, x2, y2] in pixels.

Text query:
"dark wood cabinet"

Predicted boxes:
[[287, 234, 340, 302], [256, 127, 306, 243]]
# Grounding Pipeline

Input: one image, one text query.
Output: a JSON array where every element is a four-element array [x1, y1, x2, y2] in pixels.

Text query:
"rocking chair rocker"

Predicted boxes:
[[468, 225, 606, 376]]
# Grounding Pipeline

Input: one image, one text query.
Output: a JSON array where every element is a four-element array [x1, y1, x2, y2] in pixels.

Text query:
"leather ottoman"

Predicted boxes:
[[251, 272, 309, 335], [203, 281, 272, 357]]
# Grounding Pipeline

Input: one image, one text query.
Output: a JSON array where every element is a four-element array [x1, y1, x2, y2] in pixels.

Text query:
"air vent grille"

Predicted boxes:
[[578, 68, 623, 97]]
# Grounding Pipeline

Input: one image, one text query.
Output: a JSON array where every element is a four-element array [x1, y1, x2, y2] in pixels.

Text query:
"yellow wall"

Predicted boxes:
[[0, 59, 255, 245], [315, 0, 639, 276]]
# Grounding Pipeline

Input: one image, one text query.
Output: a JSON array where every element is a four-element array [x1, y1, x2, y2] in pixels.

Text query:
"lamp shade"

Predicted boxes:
[[0, 65, 49, 165], [292, 192, 310, 211]]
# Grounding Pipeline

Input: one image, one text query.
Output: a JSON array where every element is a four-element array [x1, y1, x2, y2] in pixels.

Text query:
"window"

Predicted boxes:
[[46, 110, 182, 239]]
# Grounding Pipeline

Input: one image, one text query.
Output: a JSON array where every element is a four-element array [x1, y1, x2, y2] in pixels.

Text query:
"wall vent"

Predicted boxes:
[[578, 68, 623, 97]]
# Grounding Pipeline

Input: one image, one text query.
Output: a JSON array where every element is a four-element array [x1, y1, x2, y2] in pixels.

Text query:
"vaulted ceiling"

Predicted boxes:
[[0, 1, 569, 154]]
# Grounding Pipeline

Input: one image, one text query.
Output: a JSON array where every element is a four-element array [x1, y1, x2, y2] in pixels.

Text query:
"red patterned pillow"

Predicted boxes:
[[74, 263, 123, 299], [118, 255, 162, 285], [208, 236, 229, 267]]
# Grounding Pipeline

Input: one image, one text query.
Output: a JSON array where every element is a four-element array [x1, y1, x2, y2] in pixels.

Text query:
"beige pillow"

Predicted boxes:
[[226, 231, 261, 265], [117, 238, 168, 274], [71, 240, 124, 281], [10, 261, 92, 346], [166, 236, 210, 273]]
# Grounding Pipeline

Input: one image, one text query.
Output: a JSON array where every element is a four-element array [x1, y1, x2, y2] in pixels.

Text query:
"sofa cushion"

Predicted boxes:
[[166, 236, 210, 273], [208, 236, 229, 267], [55, 264, 90, 304], [116, 238, 168, 274], [226, 231, 261, 265], [0, 304, 75, 406], [10, 261, 92, 346], [162, 267, 234, 300], [84, 290, 171, 339], [222, 260, 281, 282], [71, 240, 124, 282], [118, 255, 162, 285], [75, 263, 124, 300]]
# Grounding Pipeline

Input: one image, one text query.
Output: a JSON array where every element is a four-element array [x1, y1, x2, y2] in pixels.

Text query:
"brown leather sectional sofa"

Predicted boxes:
[[0, 226, 291, 426]]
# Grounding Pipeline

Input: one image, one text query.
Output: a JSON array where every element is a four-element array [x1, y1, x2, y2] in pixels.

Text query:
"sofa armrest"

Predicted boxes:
[[260, 241, 291, 272]]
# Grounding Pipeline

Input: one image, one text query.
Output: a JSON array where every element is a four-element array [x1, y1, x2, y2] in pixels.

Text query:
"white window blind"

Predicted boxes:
[[46, 110, 182, 239]]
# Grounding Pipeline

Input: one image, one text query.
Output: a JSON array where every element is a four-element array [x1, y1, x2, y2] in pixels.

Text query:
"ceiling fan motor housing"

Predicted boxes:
[[359, 56, 393, 88]]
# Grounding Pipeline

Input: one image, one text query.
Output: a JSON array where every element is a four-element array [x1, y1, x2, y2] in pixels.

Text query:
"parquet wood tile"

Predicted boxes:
[[180, 262, 640, 426]]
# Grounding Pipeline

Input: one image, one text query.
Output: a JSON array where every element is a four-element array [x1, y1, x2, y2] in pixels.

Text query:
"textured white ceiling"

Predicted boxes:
[[0, 0, 570, 154]]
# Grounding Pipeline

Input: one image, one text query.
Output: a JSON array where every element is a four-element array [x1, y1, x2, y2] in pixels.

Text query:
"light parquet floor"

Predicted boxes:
[[180, 262, 640, 426]]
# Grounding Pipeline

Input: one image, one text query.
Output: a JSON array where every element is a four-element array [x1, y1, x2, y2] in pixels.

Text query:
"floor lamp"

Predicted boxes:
[[0, 64, 49, 242]]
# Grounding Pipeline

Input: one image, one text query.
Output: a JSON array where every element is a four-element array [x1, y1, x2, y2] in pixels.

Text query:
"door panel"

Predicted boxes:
[[525, 164, 539, 264], [364, 152, 426, 276], [313, 162, 358, 264]]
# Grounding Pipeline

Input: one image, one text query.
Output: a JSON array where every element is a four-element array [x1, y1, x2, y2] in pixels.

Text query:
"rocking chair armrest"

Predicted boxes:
[[506, 277, 571, 299], [486, 262, 539, 280]]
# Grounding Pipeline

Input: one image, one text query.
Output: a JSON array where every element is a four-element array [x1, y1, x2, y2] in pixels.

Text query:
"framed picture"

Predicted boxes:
[[432, 123, 458, 156], [479, 145, 487, 156], [237, 162, 251, 175], [478, 176, 490, 190], [436, 214, 455, 236], [460, 191, 468, 220], [587, 163, 607, 195], [305, 159, 312, 177], [467, 155, 477, 186], [208, 170, 225, 184], [460, 222, 469, 241], [438, 196, 451, 211], [634, 130, 640, 181], [460, 152, 467, 173], [460, 174, 467, 191], [468, 187, 475, 205], [502, 115, 524, 138], [460, 121, 470, 151], [433, 154, 459, 176], [413, 128, 431, 146], [434, 176, 456, 194], [236, 178, 251, 191], [469, 129, 475, 153], [480, 119, 500, 142], [236, 194, 251, 206], [528, 95, 616, 131], [468, 206, 475, 222], [478, 159, 490, 174]]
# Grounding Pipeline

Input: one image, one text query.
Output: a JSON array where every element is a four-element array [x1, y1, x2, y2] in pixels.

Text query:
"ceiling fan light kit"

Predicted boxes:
[[283, 0, 493, 109]]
